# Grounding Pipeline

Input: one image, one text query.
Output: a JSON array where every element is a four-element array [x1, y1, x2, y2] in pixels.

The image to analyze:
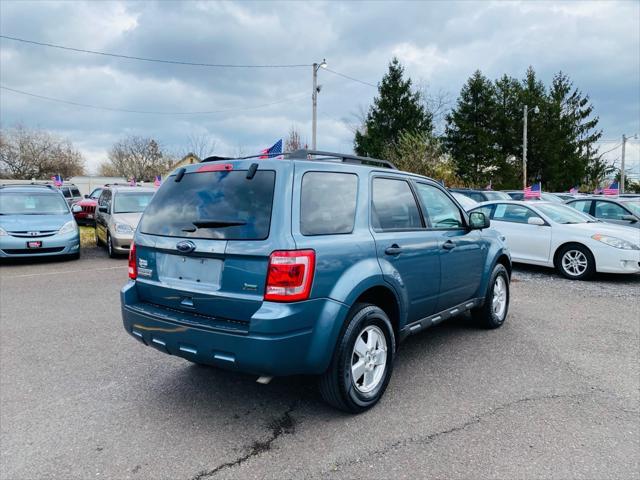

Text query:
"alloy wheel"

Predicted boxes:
[[351, 325, 387, 393]]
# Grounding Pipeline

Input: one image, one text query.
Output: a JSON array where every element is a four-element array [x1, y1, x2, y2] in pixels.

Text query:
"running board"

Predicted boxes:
[[400, 298, 483, 341]]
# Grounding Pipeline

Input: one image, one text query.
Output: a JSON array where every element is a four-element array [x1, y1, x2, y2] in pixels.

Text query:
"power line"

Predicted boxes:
[[324, 67, 377, 88], [0, 34, 312, 68], [0, 85, 307, 115], [598, 143, 622, 155]]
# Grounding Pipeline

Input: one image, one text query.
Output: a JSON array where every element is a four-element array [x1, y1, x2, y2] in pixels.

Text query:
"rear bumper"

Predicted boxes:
[[120, 281, 350, 376], [0, 231, 80, 258]]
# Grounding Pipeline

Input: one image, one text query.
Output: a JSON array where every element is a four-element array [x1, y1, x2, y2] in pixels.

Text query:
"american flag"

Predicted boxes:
[[259, 139, 283, 159], [129, 177, 136, 186], [524, 182, 541, 199], [153, 175, 162, 187], [51, 174, 63, 187], [593, 187, 603, 194], [569, 186, 579, 194], [603, 181, 619, 196]]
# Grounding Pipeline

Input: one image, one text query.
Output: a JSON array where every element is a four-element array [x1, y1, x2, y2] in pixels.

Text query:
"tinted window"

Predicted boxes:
[[301, 172, 357, 235], [140, 170, 275, 240], [569, 200, 591, 214], [484, 191, 511, 201], [0, 192, 69, 215], [415, 183, 463, 229], [371, 178, 422, 231], [71, 188, 81, 197], [113, 192, 154, 214], [464, 191, 485, 202], [594, 201, 627, 220], [492, 204, 540, 224], [507, 192, 523, 200], [61, 187, 71, 198]]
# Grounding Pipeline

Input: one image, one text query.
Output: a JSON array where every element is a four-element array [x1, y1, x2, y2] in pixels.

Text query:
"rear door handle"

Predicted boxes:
[[385, 244, 403, 256], [442, 240, 456, 250]]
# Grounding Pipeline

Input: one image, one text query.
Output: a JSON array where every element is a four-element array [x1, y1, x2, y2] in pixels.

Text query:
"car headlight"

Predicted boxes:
[[592, 234, 640, 250], [115, 223, 134, 234], [58, 220, 78, 235]]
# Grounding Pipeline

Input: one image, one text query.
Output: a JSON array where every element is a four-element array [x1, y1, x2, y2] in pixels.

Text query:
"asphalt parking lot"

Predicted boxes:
[[1, 247, 638, 480]]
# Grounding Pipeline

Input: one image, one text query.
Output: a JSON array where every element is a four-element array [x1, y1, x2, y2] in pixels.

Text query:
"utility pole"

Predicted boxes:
[[522, 105, 528, 190], [311, 59, 327, 151], [621, 134, 627, 194], [312, 63, 318, 150]]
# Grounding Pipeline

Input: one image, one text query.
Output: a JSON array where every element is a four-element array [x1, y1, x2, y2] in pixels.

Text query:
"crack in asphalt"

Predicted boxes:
[[324, 390, 610, 475], [189, 403, 298, 480]]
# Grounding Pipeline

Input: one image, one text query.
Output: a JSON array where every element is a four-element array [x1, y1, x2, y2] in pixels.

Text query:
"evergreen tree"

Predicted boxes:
[[354, 58, 432, 158], [444, 70, 498, 186], [493, 75, 523, 188]]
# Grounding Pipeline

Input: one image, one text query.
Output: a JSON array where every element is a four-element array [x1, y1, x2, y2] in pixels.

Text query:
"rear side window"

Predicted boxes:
[[371, 178, 423, 231], [139, 170, 275, 240], [569, 200, 591, 214], [493, 204, 540, 224], [61, 187, 71, 198], [71, 188, 81, 197], [300, 172, 357, 235]]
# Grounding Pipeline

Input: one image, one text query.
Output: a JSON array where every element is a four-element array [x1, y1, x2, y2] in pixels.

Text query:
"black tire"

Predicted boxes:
[[107, 233, 117, 258], [96, 231, 103, 247], [555, 244, 595, 280], [319, 303, 396, 413], [67, 251, 80, 261], [471, 263, 510, 329]]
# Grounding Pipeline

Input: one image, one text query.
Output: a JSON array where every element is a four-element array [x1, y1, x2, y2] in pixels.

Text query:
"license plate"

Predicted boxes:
[[156, 253, 222, 288], [27, 241, 42, 249]]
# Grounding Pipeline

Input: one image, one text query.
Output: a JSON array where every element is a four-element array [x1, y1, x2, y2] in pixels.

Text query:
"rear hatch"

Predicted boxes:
[[132, 160, 295, 331]]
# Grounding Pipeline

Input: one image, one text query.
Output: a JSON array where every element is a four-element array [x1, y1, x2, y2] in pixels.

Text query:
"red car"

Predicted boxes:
[[71, 187, 103, 226]]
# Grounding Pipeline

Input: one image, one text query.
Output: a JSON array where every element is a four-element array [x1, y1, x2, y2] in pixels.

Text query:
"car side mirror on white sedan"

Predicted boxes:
[[527, 217, 545, 226], [71, 204, 82, 213], [622, 214, 638, 223]]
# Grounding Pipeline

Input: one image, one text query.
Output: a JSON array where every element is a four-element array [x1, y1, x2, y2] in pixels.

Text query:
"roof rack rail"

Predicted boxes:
[[0, 183, 56, 189], [200, 149, 397, 169], [288, 149, 397, 169]]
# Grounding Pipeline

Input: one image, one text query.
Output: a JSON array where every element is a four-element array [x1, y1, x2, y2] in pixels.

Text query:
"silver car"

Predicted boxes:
[[95, 185, 156, 257]]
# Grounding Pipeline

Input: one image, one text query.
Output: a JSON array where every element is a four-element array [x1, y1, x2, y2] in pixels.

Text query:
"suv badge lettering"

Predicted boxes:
[[176, 240, 196, 253]]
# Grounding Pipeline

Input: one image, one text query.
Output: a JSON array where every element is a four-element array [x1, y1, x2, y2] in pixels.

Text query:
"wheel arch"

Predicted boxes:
[[553, 241, 596, 270], [352, 285, 402, 345]]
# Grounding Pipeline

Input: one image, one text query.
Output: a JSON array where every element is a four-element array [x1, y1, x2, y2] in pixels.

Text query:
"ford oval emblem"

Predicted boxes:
[[176, 240, 196, 253]]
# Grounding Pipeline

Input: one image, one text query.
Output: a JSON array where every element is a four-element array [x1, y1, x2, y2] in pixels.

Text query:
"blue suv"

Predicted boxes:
[[121, 150, 511, 412]]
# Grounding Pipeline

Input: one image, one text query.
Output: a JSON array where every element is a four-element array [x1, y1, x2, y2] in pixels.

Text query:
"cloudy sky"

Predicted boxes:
[[1, 0, 639, 176]]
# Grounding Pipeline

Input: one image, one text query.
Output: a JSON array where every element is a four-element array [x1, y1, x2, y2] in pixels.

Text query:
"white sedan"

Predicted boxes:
[[470, 200, 640, 280]]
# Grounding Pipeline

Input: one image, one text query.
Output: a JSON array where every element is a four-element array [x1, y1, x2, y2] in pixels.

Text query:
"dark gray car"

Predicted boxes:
[[566, 197, 640, 229]]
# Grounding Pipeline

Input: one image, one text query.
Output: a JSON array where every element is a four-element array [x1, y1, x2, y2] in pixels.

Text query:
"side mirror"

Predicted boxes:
[[527, 217, 545, 226], [71, 205, 82, 213], [622, 214, 638, 223], [469, 211, 490, 230], [84, 194, 89, 199], [98, 205, 108, 213]]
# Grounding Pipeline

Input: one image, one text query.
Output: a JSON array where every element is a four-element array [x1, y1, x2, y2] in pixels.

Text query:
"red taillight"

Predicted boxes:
[[264, 250, 315, 302], [128, 243, 137, 280]]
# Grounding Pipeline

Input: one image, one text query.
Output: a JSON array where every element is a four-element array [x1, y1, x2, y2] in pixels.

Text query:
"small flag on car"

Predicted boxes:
[[154, 175, 161, 187], [603, 181, 619, 196], [51, 174, 63, 186], [593, 187, 603, 194], [129, 177, 136, 186], [569, 186, 579, 194], [259, 139, 283, 159], [524, 182, 541, 199]]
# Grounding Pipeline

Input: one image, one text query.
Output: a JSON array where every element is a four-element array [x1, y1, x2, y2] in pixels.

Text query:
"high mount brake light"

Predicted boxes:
[[265, 250, 315, 302], [128, 243, 137, 280], [197, 163, 233, 172]]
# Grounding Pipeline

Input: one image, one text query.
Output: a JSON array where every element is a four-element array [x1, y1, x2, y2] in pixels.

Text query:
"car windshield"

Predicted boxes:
[[0, 191, 69, 215], [622, 200, 640, 215], [484, 191, 510, 201], [535, 203, 594, 224], [113, 192, 154, 214], [90, 188, 102, 199]]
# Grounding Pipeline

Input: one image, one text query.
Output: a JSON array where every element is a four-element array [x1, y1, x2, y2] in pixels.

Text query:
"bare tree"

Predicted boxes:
[[181, 132, 217, 160], [102, 135, 175, 181], [0, 124, 85, 179], [284, 126, 306, 151]]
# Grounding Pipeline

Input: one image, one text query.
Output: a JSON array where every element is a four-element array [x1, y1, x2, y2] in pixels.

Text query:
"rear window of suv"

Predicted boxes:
[[139, 170, 275, 240], [301, 172, 357, 235]]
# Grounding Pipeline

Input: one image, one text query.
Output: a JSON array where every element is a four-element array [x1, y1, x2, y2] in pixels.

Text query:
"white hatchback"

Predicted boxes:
[[470, 200, 640, 279]]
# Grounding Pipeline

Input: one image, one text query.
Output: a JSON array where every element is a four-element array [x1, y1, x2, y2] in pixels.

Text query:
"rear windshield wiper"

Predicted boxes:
[[181, 219, 247, 232]]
